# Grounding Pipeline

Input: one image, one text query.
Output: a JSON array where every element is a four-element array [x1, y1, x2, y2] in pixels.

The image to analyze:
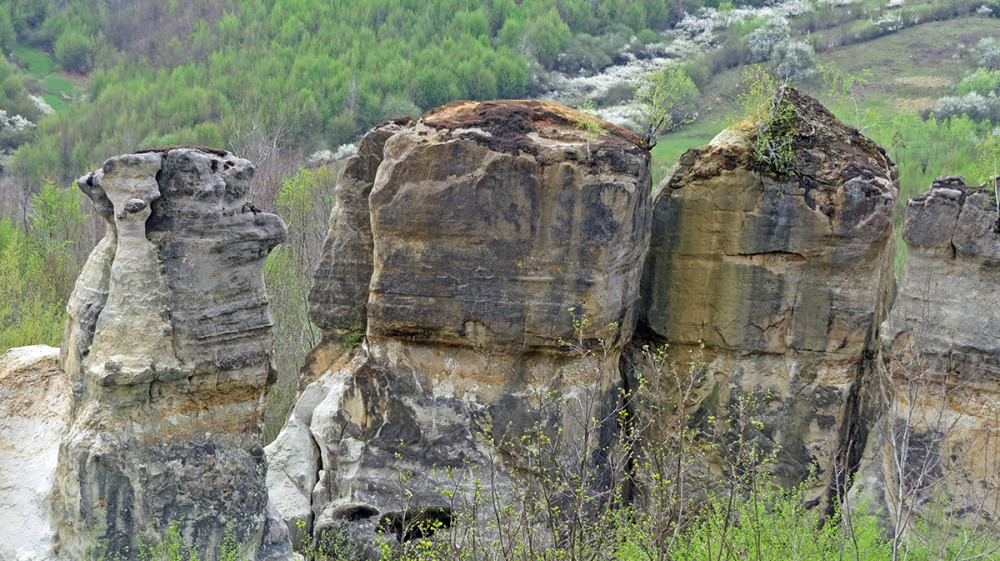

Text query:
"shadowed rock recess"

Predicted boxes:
[[267, 100, 652, 551], [52, 148, 292, 560]]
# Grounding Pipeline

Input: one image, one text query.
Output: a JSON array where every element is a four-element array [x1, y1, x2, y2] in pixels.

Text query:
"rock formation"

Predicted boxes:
[[0, 345, 69, 561], [636, 87, 898, 500], [51, 148, 292, 560], [7, 90, 998, 560], [309, 117, 414, 338], [266, 100, 652, 550], [853, 176, 1000, 527]]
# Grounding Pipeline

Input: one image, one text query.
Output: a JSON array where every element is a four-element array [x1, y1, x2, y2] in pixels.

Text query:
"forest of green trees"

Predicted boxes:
[[0, 0, 999, 439], [0, 0, 701, 185]]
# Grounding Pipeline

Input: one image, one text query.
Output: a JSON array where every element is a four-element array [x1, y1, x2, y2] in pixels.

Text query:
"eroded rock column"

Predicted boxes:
[[53, 148, 291, 560], [853, 176, 1000, 527], [267, 101, 651, 552], [637, 88, 898, 501]]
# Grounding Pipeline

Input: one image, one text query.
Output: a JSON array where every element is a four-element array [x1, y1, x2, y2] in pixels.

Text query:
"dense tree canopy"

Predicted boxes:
[[0, 0, 721, 185]]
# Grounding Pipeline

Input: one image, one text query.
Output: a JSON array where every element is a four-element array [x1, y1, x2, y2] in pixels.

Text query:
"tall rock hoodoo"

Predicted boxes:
[[266, 101, 652, 549], [854, 176, 1000, 527], [637, 88, 898, 500], [52, 148, 291, 560]]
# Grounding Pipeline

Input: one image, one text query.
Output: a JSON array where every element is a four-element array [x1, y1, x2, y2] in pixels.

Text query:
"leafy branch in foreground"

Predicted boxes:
[[631, 65, 699, 149], [976, 132, 1000, 217], [731, 65, 799, 174], [819, 63, 879, 134]]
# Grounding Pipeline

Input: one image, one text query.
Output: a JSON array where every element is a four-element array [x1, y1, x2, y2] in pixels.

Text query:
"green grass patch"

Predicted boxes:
[[11, 44, 53, 77], [40, 94, 71, 114], [41, 75, 75, 96], [817, 16, 998, 111], [650, 120, 725, 187]]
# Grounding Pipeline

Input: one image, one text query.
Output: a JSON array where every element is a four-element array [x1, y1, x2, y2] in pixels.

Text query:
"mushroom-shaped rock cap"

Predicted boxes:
[[643, 86, 898, 353], [671, 87, 894, 190], [55, 145, 290, 560], [901, 175, 1000, 262]]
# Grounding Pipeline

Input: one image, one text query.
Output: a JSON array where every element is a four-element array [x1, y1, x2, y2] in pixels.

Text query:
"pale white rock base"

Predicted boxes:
[[0, 346, 69, 561]]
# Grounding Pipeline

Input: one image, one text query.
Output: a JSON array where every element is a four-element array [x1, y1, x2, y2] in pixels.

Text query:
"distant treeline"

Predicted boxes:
[[0, 0, 748, 185]]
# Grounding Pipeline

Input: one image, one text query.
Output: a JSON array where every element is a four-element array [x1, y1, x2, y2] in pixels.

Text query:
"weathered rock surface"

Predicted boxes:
[[853, 176, 1000, 525], [636, 87, 898, 500], [267, 100, 651, 551], [52, 148, 292, 560], [0, 346, 68, 561], [309, 117, 414, 335]]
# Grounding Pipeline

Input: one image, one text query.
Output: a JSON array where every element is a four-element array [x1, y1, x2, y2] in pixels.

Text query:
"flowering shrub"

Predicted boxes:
[[747, 21, 792, 63], [932, 91, 1000, 122], [977, 38, 1000, 71], [957, 69, 1000, 96], [307, 144, 359, 166], [977, 1, 1000, 17], [28, 95, 54, 116], [0, 109, 35, 151]]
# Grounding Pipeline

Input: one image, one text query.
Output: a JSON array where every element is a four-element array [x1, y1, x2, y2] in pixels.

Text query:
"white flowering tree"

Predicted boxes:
[[977, 38, 1000, 71], [747, 20, 816, 83], [0, 110, 36, 151]]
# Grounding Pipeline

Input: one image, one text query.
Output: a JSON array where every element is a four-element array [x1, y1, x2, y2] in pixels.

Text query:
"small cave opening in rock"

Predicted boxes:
[[377, 506, 453, 542]]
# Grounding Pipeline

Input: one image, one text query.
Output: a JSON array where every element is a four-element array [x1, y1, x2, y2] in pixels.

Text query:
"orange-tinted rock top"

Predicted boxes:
[[421, 99, 645, 155]]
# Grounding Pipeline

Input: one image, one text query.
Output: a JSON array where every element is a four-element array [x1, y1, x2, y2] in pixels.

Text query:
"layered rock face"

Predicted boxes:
[[267, 101, 651, 549], [638, 88, 898, 499], [309, 117, 414, 336], [854, 176, 1000, 524], [0, 346, 69, 561], [52, 148, 291, 560]]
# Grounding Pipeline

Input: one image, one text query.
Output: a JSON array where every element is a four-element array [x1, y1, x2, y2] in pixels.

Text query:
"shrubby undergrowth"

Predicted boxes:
[[287, 326, 999, 561]]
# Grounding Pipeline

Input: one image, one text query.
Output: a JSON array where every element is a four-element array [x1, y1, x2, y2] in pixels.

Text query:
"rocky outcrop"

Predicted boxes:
[[309, 117, 414, 337], [0, 346, 69, 561], [267, 101, 651, 551], [637, 88, 898, 500], [853, 176, 1000, 526], [51, 148, 292, 560]]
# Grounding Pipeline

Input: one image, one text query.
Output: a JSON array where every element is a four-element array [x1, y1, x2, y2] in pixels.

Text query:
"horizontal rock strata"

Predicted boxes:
[[267, 101, 652, 552], [52, 148, 291, 560], [854, 176, 1000, 527], [637, 87, 898, 500]]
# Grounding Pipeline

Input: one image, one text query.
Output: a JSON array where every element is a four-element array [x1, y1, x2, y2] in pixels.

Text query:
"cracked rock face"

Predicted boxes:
[[267, 101, 652, 552], [636, 88, 898, 500], [309, 118, 413, 336], [853, 176, 1000, 526], [52, 148, 291, 560]]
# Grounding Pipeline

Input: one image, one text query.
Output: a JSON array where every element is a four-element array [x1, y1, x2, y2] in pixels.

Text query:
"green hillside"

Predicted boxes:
[[0, 0, 694, 184]]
